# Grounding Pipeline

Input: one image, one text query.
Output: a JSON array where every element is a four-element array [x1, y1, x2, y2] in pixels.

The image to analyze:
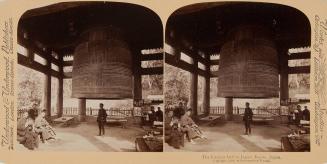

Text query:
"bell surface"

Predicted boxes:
[[217, 25, 279, 98], [72, 26, 133, 99]]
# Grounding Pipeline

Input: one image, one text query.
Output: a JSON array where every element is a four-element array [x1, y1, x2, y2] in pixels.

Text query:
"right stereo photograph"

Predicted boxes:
[[164, 2, 311, 152]]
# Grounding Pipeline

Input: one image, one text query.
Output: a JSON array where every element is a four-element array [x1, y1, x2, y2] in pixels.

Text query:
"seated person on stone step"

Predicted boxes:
[[180, 109, 206, 144], [17, 111, 29, 144], [35, 110, 56, 142], [166, 110, 184, 149], [173, 102, 185, 119], [17, 110, 39, 150], [24, 124, 40, 150]]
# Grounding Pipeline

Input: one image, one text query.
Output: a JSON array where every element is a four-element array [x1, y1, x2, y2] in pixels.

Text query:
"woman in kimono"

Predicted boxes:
[[165, 110, 184, 149], [180, 109, 206, 144], [17, 110, 39, 150], [34, 110, 56, 142], [17, 111, 29, 143]]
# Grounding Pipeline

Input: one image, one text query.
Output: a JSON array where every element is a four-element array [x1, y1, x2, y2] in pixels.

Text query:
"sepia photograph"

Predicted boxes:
[[16, 1, 163, 152], [1, 0, 327, 163], [164, 2, 311, 152]]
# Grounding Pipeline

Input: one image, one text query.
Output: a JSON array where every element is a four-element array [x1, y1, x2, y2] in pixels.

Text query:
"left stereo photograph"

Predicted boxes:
[[16, 1, 164, 152]]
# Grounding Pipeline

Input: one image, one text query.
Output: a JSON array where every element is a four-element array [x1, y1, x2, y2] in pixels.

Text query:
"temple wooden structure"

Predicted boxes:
[[165, 2, 311, 120], [17, 2, 163, 121]]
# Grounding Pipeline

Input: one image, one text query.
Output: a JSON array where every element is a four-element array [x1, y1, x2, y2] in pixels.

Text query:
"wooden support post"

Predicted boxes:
[[133, 52, 142, 101], [225, 98, 233, 121], [280, 50, 289, 105], [134, 74, 142, 100], [57, 56, 64, 117], [203, 55, 211, 116], [78, 98, 86, 122], [43, 58, 52, 118], [27, 46, 34, 64], [190, 60, 198, 117]]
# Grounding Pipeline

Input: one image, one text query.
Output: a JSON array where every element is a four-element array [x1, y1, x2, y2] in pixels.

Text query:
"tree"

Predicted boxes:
[[17, 65, 44, 109], [141, 60, 163, 98], [164, 64, 190, 108]]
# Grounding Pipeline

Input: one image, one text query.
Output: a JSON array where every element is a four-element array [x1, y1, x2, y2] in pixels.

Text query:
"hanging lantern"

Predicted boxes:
[[72, 26, 133, 99], [217, 25, 279, 98]]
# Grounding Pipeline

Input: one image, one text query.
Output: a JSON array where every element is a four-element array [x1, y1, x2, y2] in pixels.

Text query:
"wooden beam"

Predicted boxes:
[[288, 66, 310, 74], [140, 67, 163, 75], [288, 52, 310, 60], [18, 38, 61, 66], [210, 71, 219, 77], [197, 69, 206, 77], [183, 48, 209, 65], [63, 72, 72, 78], [18, 53, 60, 77], [140, 53, 163, 61], [165, 53, 193, 71], [210, 59, 220, 65], [166, 53, 206, 76], [63, 60, 73, 66]]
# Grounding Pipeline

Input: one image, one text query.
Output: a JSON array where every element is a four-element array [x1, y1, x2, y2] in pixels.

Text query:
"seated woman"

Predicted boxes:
[[34, 110, 56, 142], [180, 109, 206, 144], [17, 110, 39, 150], [165, 110, 184, 149], [17, 111, 29, 143]]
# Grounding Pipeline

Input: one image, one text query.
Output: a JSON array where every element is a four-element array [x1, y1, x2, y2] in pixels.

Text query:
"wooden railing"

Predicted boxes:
[[18, 107, 142, 119], [210, 106, 288, 116], [64, 107, 142, 117], [19, 106, 287, 119]]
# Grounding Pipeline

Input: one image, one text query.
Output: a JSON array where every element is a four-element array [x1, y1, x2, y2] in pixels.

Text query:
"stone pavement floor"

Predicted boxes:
[[16, 122, 145, 152], [165, 122, 291, 152]]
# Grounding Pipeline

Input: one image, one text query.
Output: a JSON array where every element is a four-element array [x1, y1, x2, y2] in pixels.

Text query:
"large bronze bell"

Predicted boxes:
[[217, 25, 279, 98], [72, 26, 133, 99]]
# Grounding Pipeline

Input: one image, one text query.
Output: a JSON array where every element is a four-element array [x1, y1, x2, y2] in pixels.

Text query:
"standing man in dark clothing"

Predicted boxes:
[[97, 103, 108, 136], [302, 106, 310, 121], [295, 105, 303, 126], [243, 102, 253, 135], [149, 106, 156, 125], [156, 107, 163, 122]]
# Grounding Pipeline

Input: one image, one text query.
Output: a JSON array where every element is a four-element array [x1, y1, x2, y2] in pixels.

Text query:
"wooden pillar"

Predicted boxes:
[[203, 55, 211, 116], [24, 33, 35, 64], [280, 49, 289, 105], [43, 57, 51, 118], [134, 74, 142, 100], [203, 76, 210, 116], [190, 60, 198, 117], [57, 56, 64, 117], [27, 47, 34, 64], [225, 98, 233, 121], [133, 51, 142, 101], [78, 98, 86, 121]]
